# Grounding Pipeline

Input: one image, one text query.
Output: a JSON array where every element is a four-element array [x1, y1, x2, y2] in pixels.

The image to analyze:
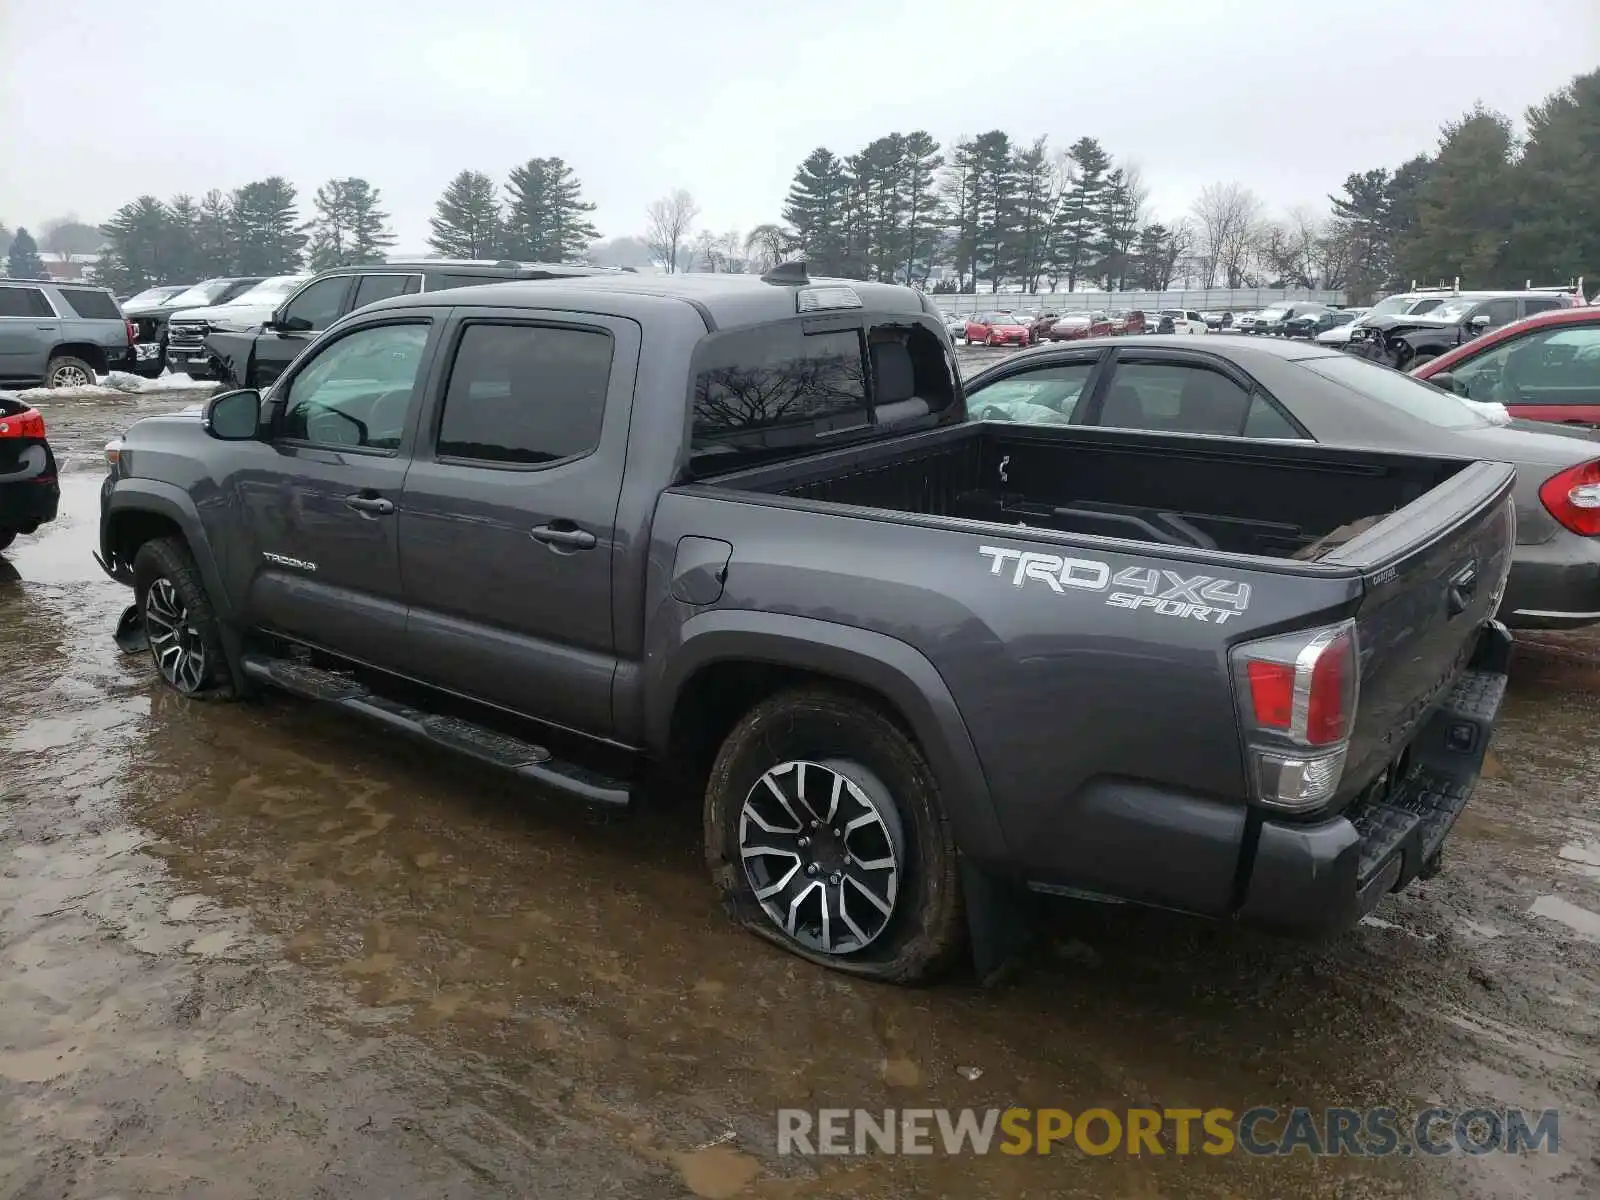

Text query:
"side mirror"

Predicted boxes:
[[202, 388, 263, 440], [1469, 314, 1492, 330]]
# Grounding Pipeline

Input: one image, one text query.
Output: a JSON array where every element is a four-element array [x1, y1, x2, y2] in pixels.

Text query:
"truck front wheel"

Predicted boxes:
[[704, 686, 965, 983], [132, 537, 234, 700]]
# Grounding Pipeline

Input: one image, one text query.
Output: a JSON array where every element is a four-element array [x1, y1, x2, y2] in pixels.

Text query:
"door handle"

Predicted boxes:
[[1447, 564, 1478, 617], [530, 523, 597, 551], [344, 494, 395, 516]]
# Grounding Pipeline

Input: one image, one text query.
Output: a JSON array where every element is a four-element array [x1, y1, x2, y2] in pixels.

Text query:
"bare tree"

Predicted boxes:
[[744, 223, 790, 273], [644, 189, 698, 273], [1190, 182, 1263, 288], [1286, 205, 1324, 286]]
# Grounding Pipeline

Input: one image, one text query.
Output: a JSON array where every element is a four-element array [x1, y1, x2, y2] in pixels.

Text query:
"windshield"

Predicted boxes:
[[1365, 295, 1415, 318], [1301, 354, 1489, 429], [225, 275, 308, 305], [124, 285, 185, 308], [1427, 298, 1476, 321], [162, 280, 234, 307]]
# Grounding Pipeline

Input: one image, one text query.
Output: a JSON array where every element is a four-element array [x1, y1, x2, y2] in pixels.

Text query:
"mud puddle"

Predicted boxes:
[[0, 434, 1595, 1196]]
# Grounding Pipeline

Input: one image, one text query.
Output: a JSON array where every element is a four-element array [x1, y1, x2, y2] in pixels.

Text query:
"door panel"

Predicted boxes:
[[398, 310, 641, 736], [0, 286, 56, 379], [239, 318, 435, 663]]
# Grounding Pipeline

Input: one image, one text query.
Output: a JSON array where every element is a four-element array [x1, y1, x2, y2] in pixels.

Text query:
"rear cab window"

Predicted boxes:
[[57, 288, 122, 319], [688, 314, 956, 476]]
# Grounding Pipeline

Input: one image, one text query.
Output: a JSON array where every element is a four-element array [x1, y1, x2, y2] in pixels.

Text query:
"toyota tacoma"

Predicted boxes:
[[96, 266, 1516, 982]]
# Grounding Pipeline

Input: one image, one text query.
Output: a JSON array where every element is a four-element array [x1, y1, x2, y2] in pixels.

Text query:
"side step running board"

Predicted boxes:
[[239, 654, 632, 807]]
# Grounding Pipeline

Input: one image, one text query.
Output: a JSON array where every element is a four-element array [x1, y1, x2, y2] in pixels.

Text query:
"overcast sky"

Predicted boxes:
[[2, 1, 1595, 252]]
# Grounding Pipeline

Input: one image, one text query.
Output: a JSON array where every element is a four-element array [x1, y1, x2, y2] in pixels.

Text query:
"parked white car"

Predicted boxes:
[[1154, 309, 1208, 335]]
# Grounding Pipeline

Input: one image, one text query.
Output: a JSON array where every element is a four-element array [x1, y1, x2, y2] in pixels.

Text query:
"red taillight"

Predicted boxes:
[[0, 407, 47, 439], [1305, 636, 1349, 746], [126, 319, 137, 346], [1539, 459, 1600, 536], [1246, 660, 1295, 729], [1233, 622, 1358, 812]]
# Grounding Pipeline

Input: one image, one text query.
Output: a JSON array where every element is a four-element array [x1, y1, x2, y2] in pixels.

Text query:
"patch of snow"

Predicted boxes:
[[2, 370, 216, 404]]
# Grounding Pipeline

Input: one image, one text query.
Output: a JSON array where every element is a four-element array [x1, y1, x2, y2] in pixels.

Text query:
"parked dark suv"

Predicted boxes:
[[199, 259, 633, 388], [123, 277, 265, 377], [1348, 290, 1580, 369]]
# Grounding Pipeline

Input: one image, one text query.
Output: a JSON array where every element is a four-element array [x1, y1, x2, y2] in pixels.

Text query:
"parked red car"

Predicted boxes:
[[1108, 309, 1147, 334], [963, 312, 1031, 347], [1412, 305, 1600, 426], [1047, 312, 1113, 341]]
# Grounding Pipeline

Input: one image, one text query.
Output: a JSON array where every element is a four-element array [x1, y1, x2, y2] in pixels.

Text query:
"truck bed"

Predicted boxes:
[[701, 421, 1463, 562]]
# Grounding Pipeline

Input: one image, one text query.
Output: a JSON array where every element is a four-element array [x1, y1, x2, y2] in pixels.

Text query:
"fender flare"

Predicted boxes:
[[105, 480, 234, 622], [650, 609, 1009, 864]]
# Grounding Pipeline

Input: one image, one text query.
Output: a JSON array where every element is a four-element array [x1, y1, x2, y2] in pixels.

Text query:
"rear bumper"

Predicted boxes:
[[1235, 621, 1512, 937], [1501, 533, 1600, 629], [0, 444, 61, 534]]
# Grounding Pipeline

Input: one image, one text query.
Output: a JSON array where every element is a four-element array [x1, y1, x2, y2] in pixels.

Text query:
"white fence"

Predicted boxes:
[[929, 288, 1348, 315]]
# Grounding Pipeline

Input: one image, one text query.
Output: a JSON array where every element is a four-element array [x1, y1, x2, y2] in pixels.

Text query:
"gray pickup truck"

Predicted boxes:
[[96, 267, 1515, 982]]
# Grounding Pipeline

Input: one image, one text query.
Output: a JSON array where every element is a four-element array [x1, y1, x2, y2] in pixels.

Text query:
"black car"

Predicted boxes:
[[1284, 309, 1358, 339], [1347, 291, 1577, 369], [203, 259, 633, 390], [0, 396, 60, 551], [123, 278, 264, 378]]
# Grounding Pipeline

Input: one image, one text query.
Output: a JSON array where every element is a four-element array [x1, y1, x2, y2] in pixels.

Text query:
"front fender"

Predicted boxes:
[[105, 478, 234, 621], [649, 609, 1009, 866]]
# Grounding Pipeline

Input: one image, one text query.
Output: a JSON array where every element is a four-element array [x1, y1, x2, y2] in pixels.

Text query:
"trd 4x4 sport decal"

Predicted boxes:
[[978, 546, 1251, 624]]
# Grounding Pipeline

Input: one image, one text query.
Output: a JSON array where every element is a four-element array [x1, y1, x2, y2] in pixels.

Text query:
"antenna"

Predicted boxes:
[[761, 260, 811, 286]]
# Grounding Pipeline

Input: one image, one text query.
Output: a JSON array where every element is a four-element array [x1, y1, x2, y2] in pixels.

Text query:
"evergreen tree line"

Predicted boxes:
[[89, 176, 393, 295], [77, 156, 602, 295], [773, 68, 1599, 300]]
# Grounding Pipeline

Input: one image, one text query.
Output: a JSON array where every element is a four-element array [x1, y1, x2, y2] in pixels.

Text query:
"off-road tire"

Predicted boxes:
[[46, 356, 97, 389], [132, 537, 234, 700], [704, 685, 966, 984]]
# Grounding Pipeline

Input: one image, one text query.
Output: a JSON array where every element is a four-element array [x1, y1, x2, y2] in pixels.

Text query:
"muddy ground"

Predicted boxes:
[[0, 382, 1595, 1199]]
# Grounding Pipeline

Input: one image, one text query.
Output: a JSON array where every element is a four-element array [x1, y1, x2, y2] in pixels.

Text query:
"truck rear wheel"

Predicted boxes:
[[704, 686, 965, 983], [132, 537, 233, 700]]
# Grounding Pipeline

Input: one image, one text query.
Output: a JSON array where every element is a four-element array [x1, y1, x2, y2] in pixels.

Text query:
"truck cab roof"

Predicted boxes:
[[361, 270, 935, 333]]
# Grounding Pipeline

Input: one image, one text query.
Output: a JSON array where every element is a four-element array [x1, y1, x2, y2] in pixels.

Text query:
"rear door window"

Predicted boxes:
[[1478, 299, 1518, 328], [352, 273, 422, 310], [1095, 359, 1253, 436], [435, 323, 614, 465], [0, 287, 54, 318], [57, 288, 121, 319]]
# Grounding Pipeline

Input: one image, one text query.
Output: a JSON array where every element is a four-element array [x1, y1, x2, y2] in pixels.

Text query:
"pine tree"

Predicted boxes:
[[1007, 137, 1056, 292], [1400, 106, 1515, 287], [782, 148, 850, 275], [97, 198, 176, 292], [502, 158, 599, 261], [1507, 69, 1600, 286], [429, 170, 503, 258], [963, 131, 1017, 293], [6, 227, 45, 279], [304, 178, 395, 269], [164, 195, 201, 281], [0, 224, 12, 263], [1053, 137, 1112, 290], [899, 131, 945, 285], [1096, 168, 1144, 290], [846, 135, 905, 281], [230, 177, 306, 274], [194, 190, 235, 276]]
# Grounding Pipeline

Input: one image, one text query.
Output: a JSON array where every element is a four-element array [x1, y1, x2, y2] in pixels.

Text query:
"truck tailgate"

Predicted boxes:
[[1329, 459, 1517, 797]]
